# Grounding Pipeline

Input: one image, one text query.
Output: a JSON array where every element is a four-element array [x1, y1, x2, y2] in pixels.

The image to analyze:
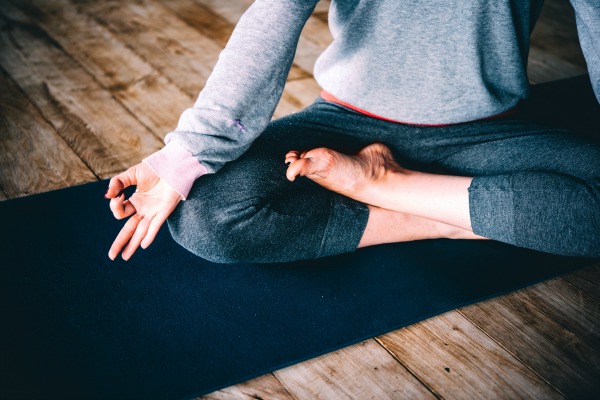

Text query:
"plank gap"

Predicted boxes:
[[199, 372, 297, 400], [373, 335, 443, 399], [456, 302, 567, 398], [459, 278, 600, 398], [0, 66, 97, 198]]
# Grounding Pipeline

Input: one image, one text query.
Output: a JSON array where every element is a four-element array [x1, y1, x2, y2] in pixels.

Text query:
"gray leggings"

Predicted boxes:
[[167, 98, 600, 263]]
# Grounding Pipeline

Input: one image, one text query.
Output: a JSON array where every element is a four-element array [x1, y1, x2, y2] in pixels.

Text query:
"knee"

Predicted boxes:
[[167, 194, 264, 264], [564, 197, 600, 257], [581, 205, 600, 258], [547, 179, 600, 258], [577, 180, 600, 257], [575, 230, 600, 258]]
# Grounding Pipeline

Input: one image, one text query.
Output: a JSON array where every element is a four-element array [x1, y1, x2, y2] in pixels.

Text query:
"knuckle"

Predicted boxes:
[[110, 206, 125, 220]]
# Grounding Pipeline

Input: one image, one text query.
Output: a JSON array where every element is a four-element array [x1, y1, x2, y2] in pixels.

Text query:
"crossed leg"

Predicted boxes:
[[284, 143, 487, 248], [283, 117, 600, 258], [170, 99, 600, 263]]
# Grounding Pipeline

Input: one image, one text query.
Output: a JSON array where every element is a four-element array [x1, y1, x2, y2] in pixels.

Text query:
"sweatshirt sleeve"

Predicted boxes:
[[144, 0, 320, 200], [569, 0, 600, 102]]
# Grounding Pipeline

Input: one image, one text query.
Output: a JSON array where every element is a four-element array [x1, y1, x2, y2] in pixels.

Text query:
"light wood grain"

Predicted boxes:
[[162, 0, 310, 81], [377, 311, 563, 399], [459, 278, 600, 398], [199, 373, 295, 400], [527, 46, 586, 84], [195, 0, 330, 77], [80, 0, 322, 120], [274, 78, 322, 118], [527, 0, 587, 83], [530, 0, 586, 68], [13, 0, 152, 88], [191, 0, 251, 25], [78, 0, 223, 97], [313, 0, 331, 14], [274, 340, 435, 399], [0, 69, 96, 198], [0, 2, 163, 179], [11, 0, 191, 137]]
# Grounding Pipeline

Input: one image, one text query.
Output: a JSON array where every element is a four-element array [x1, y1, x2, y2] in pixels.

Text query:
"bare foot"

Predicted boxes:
[[285, 142, 404, 202], [286, 142, 481, 235]]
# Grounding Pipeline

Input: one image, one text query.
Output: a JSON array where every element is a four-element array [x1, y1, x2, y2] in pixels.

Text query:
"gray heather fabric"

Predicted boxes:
[[167, 99, 600, 263], [165, 0, 600, 175]]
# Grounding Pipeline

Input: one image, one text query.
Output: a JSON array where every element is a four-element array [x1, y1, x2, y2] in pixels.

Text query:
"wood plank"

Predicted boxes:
[[312, 0, 330, 25], [562, 263, 600, 301], [299, 10, 332, 50], [528, 0, 587, 84], [313, 0, 331, 14], [11, 0, 151, 88], [377, 311, 562, 399], [77, 0, 223, 98], [459, 277, 600, 398], [274, 339, 435, 399], [275, 78, 322, 118], [11, 0, 191, 137], [161, 0, 310, 81], [0, 2, 163, 179], [0, 68, 96, 198], [313, 11, 329, 25], [80, 0, 319, 121], [194, 0, 331, 76], [200, 373, 295, 400], [192, 0, 251, 25], [530, 0, 586, 68], [528, 46, 586, 84]]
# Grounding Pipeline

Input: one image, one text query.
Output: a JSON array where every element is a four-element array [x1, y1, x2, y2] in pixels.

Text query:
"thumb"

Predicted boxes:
[[106, 165, 138, 199]]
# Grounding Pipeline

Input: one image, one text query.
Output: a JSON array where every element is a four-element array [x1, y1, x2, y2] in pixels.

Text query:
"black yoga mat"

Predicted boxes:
[[0, 180, 593, 399]]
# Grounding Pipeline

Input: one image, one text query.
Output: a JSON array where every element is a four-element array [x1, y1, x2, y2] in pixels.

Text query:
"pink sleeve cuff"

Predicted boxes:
[[143, 141, 208, 200]]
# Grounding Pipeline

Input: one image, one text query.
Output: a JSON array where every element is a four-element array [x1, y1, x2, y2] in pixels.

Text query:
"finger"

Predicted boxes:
[[285, 150, 300, 162], [286, 158, 314, 181], [110, 194, 137, 220], [121, 215, 152, 261], [285, 154, 299, 164], [141, 211, 168, 249], [108, 214, 142, 260], [106, 165, 138, 199]]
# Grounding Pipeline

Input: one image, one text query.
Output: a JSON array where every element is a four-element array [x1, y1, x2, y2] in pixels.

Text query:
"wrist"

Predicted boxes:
[[143, 141, 208, 200]]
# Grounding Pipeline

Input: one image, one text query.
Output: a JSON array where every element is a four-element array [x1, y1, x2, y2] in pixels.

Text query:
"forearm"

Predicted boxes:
[[146, 0, 319, 199], [165, 0, 320, 173]]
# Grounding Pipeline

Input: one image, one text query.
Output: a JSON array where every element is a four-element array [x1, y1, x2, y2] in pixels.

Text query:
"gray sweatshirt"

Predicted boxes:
[[144, 0, 600, 199]]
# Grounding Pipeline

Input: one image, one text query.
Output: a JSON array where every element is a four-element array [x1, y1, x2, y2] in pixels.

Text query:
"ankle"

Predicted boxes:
[[355, 168, 411, 209]]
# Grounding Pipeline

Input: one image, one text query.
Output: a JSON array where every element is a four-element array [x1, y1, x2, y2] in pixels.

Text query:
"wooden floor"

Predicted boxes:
[[1, 0, 599, 398]]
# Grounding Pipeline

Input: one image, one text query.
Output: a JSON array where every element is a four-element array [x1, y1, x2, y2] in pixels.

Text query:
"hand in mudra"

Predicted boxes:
[[106, 162, 182, 260]]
